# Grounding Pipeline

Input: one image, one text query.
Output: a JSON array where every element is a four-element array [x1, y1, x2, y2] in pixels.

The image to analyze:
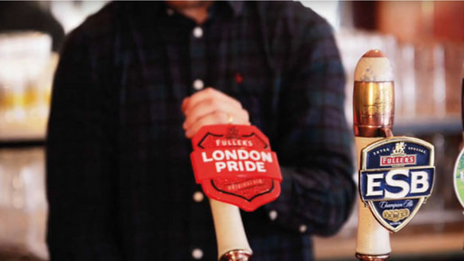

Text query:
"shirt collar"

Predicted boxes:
[[227, 1, 244, 17], [159, 1, 244, 22]]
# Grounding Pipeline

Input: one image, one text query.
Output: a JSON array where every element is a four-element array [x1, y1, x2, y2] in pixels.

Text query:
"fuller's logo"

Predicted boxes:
[[359, 137, 435, 232], [380, 142, 417, 166]]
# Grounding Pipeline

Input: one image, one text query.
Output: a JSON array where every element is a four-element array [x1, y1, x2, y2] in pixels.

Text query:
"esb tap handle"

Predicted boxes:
[[354, 50, 393, 260]]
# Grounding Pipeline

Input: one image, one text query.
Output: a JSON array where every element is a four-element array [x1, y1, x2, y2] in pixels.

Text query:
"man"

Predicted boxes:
[[46, 2, 355, 260]]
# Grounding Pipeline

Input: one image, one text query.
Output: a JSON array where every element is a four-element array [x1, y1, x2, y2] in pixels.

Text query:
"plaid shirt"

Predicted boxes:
[[46, 2, 355, 261]]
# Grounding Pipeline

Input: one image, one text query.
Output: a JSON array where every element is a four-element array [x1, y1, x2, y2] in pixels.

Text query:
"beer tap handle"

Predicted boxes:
[[210, 199, 252, 261], [354, 50, 394, 260]]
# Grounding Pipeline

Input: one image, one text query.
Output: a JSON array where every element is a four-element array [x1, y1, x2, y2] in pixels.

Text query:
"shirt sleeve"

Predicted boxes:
[[46, 25, 122, 260], [264, 8, 356, 237]]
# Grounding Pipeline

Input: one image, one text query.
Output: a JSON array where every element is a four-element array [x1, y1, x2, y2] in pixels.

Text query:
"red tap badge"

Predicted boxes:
[[190, 125, 282, 211]]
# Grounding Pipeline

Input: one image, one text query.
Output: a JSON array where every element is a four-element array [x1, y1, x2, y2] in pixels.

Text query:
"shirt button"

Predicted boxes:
[[193, 79, 204, 91], [269, 210, 278, 221], [193, 26, 203, 38], [192, 248, 203, 259], [299, 224, 307, 233], [193, 191, 204, 202]]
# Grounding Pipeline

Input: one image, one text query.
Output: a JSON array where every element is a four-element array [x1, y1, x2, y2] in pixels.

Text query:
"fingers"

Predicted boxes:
[[182, 88, 241, 114], [182, 98, 248, 130], [181, 88, 251, 138], [185, 111, 251, 138]]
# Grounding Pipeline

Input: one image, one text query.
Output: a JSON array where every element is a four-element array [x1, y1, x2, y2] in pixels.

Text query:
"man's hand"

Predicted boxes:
[[181, 88, 250, 138]]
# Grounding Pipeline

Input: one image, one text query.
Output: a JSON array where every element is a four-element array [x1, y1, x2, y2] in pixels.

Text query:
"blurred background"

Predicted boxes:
[[0, 1, 463, 261]]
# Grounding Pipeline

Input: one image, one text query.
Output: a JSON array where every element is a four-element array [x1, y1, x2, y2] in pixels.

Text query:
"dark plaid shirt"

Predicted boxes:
[[46, 2, 355, 261]]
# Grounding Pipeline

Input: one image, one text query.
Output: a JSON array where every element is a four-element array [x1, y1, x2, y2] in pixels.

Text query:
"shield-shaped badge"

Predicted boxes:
[[359, 137, 435, 232], [190, 125, 282, 211]]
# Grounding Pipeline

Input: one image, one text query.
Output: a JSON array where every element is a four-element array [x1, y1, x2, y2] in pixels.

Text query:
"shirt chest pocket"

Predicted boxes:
[[233, 67, 278, 129]]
